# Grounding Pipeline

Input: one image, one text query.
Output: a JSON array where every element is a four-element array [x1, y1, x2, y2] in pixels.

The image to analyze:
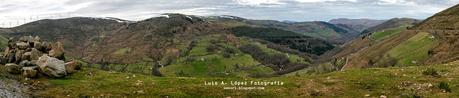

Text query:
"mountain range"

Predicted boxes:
[[0, 3, 459, 97]]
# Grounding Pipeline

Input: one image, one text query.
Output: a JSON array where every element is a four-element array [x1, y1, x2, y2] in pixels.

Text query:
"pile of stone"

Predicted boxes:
[[0, 36, 81, 78]]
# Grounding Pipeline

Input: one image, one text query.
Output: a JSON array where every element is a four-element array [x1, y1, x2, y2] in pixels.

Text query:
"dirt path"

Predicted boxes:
[[0, 79, 30, 98]]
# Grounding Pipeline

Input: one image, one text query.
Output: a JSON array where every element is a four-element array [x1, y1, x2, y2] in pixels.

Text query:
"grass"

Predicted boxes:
[[371, 26, 407, 41], [0, 35, 8, 49], [112, 48, 131, 55], [387, 32, 439, 66], [88, 63, 153, 75], [33, 61, 459, 97]]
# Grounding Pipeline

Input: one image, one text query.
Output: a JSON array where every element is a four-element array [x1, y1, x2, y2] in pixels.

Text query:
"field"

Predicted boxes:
[[387, 32, 439, 66]]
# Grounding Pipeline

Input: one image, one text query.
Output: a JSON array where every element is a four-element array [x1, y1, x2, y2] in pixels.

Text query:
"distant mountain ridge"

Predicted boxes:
[[209, 16, 380, 43], [362, 18, 421, 34], [329, 18, 386, 32]]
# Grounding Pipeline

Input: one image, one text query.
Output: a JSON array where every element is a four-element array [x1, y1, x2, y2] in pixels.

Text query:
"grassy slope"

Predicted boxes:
[[370, 26, 407, 41], [387, 32, 439, 66], [34, 61, 459, 97], [0, 35, 8, 49], [159, 35, 307, 77]]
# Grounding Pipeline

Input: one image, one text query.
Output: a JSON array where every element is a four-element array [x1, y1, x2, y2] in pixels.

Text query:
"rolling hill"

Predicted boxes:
[[362, 18, 421, 35], [208, 16, 373, 43], [329, 18, 386, 32], [321, 5, 459, 69], [0, 14, 333, 76]]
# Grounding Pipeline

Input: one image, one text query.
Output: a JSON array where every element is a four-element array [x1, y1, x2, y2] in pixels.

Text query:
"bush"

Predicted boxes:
[[422, 68, 440, 77], [176, 70, 189, 77], [222, 47, 237, 58], [239, 44, 291, 69], [311, 63, 337, 74], [439, 82, 452, 93], [265, 53, 290, 67], [206, 44, 220, 53]]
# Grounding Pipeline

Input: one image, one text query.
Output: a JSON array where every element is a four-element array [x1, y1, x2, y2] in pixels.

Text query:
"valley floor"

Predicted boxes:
[[1, 61, 458, 97]]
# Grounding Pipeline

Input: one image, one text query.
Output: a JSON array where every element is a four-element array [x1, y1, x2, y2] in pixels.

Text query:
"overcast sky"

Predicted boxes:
[[1, 0, 459, 27]]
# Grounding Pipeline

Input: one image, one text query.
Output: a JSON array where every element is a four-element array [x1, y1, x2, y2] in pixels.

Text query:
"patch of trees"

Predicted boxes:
[[239, 44, 309, 73], [257, 39, 313, 62], [205, 39, 238, 58], [231, 26, 334, 55]]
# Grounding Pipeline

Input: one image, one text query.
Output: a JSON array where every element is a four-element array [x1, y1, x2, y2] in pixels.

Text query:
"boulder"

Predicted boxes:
[[22, 66, 38, 78], [21, 52, 31, 61], [33, 42, 43, 51], [5, 63, 21, 74], [65, 60, 82, 74], [19, 36, 34, 42], [15, 50, 24, 63], [19, 60, 35, 67], [3, 47, 10, 57], [16, 42, 29, 50], [6, 52, 15, 63], [33, 36, 41, 42], [41, 42, 52, 52], [36, 55, 67, 78], [30, 48, 42, 61], [49, 42, 65, 60]]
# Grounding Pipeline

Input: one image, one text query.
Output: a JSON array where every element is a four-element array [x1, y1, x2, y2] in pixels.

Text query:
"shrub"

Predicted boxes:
[[439, 82, 452, 93], [265, 54, 290, 67], [222, 47, 237, 58], [422, 68, 440, 77], [206, 44, 220, 53], [311, 63, 337, 74]]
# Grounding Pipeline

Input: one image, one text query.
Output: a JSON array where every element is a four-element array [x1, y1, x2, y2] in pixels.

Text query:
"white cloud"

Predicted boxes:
[[233, 0, 285, 6], [1, 0, 459, 27], [294, 0, 357, 3]]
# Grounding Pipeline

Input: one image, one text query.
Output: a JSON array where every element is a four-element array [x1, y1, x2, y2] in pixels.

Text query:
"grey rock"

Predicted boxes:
[[49, 42, 65, 60], [19, 60, 35, 67], [65, 60, 82, 74], [5, 63, 21, 74], [21, 52, 31, 61], [22, 66, 38, 78], [30, 48, 42, 61], [36, 55, 67, 78], [16, 42, 29, 50]]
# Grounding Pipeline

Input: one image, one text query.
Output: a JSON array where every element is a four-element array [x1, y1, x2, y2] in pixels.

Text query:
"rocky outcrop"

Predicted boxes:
[[0, 36, 80, 78]]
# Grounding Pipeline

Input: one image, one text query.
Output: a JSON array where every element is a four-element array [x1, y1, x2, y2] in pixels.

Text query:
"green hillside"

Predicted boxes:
[[387, 32, 439, 66], [370, 26, 407, 41], [0, 35, 8, 49], [159, 34, 309, 77]]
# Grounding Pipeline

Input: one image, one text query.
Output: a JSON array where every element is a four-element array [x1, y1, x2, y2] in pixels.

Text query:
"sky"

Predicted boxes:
[[1, 0, 459, 27]]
